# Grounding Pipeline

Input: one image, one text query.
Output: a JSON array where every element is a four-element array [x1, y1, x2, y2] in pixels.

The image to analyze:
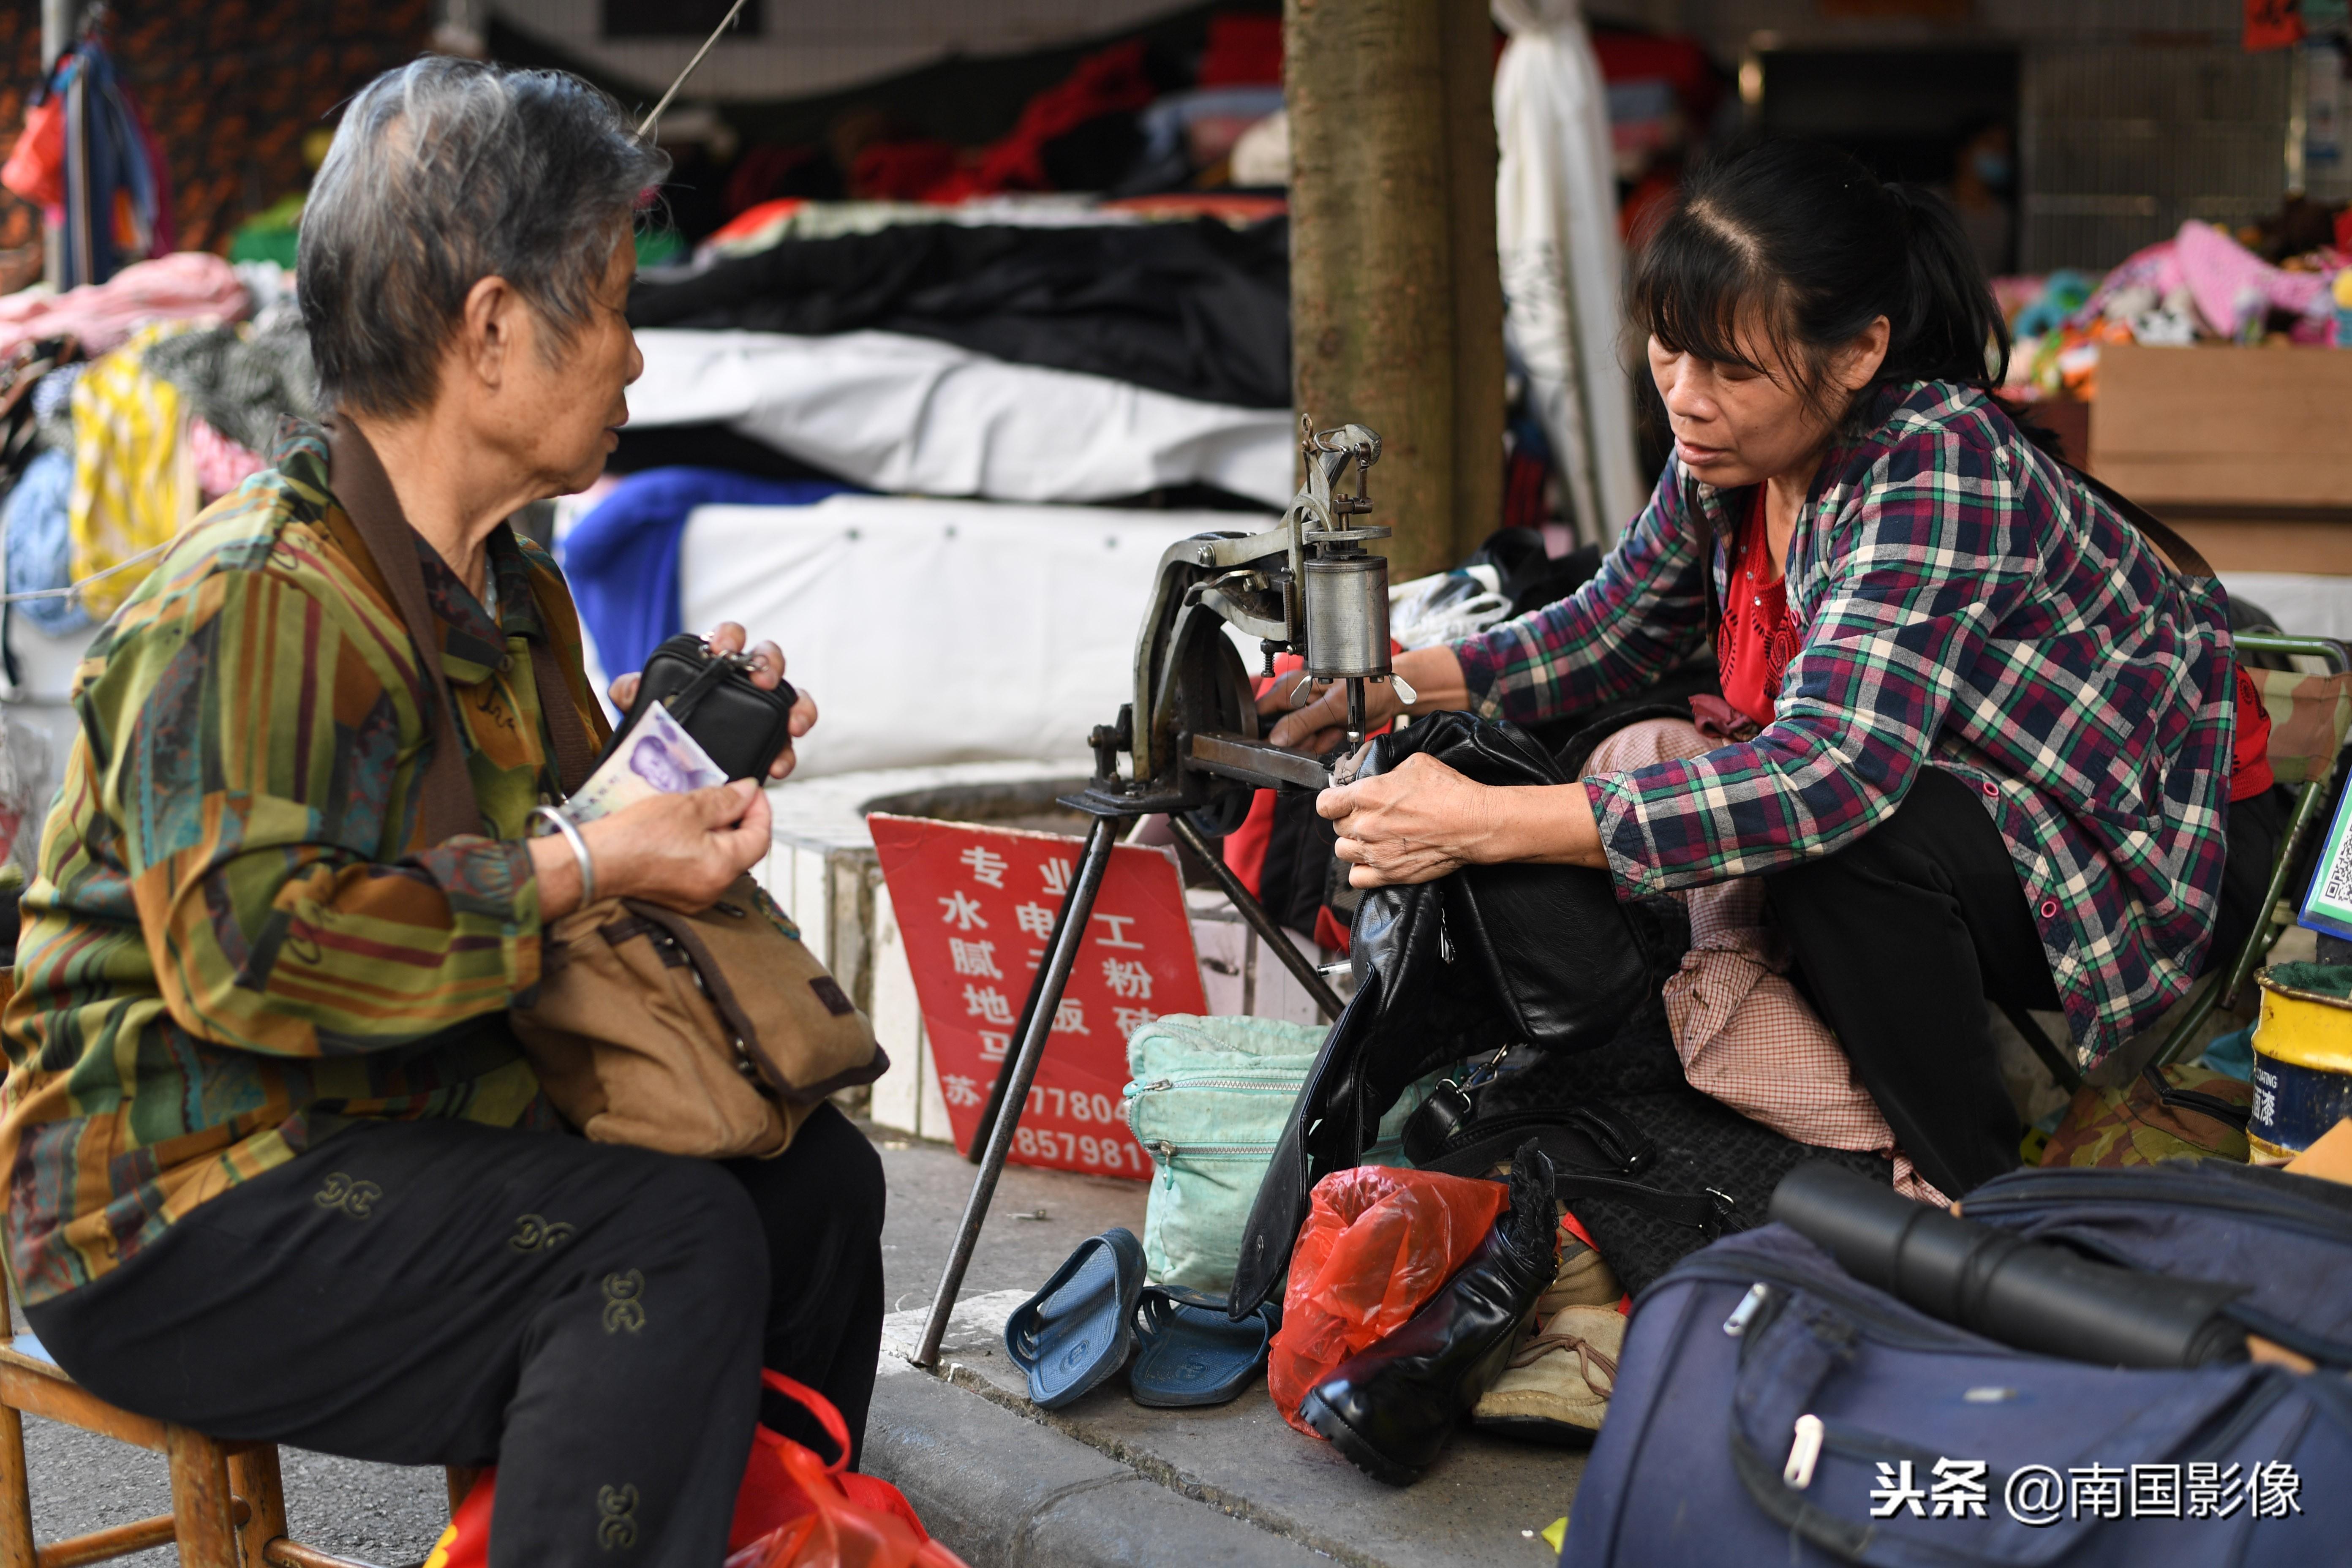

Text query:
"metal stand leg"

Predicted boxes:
[[1168, 814, 1345, 1020], [914, 814, 1122, 1369], [965, 826, 1100, 1163]]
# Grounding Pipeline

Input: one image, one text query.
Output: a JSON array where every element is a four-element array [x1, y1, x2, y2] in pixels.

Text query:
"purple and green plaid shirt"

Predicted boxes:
[[1455, 381, 2235, 1068]]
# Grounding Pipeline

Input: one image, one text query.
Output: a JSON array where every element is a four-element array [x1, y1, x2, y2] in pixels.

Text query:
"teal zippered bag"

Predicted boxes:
[[1124, 1016, 1323, 1291], [1123, 1014, 1454, 1290]]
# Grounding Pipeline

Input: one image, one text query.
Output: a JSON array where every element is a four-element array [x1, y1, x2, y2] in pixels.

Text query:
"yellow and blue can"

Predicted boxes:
[[2249, 966, 2352, 1160]]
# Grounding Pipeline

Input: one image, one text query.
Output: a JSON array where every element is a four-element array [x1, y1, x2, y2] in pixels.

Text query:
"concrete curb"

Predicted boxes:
[[865, 1290, 1335, 1567], [867, 1367, 1334, 1568]]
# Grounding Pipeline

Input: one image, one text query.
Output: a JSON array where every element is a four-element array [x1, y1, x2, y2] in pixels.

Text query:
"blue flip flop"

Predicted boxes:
[[1004, 1227, 1146, 1410], [1128, 1285, 1280, 1409]]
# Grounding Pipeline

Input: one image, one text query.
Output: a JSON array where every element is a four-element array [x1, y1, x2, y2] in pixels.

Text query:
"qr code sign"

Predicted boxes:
[[2325, 832, 2352, 911]]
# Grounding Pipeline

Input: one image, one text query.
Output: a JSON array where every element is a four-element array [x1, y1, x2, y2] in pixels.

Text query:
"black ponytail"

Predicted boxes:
[[1630, 139, 2009, 423]]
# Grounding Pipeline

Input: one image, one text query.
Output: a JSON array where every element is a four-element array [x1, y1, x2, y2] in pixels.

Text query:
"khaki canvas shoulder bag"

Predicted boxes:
[[327, 420, 885, 1160]]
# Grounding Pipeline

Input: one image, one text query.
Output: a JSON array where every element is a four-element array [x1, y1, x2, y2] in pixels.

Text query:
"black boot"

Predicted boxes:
[[1299, 1141, 1559, 1484]]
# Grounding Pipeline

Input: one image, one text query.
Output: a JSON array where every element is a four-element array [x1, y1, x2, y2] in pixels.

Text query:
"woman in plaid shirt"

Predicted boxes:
[[1272, 142, 2278, 1198]]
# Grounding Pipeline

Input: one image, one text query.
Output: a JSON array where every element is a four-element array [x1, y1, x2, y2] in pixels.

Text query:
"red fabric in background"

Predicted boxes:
[[2244, 0, 2306, 51], [1197, 14, 1284, 86], [1223, 650, 1312, 900], [1590, 30, 1721, 124], [923, 41, 1159, 202], [853, 140, 961, 201]]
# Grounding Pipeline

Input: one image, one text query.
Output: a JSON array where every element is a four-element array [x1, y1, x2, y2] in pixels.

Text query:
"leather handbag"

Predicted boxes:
[[1226, 710, 1686, 1315], [326, 419, 885, 1160]]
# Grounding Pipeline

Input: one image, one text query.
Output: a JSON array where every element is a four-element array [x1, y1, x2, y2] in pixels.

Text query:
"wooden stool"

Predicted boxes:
[[0, 1305, 478, 1568]]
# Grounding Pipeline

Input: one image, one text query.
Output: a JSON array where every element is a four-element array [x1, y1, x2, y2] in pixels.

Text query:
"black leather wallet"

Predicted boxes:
[[599, 633, 798, 782]]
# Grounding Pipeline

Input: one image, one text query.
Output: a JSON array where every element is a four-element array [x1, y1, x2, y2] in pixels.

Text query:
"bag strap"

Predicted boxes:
[[528, 637, 600, 796], [326, 418, 600, 841], [754, 1369, 852, 1473], [2066, 461, 2216, 582], [325, 418, 479, 846]]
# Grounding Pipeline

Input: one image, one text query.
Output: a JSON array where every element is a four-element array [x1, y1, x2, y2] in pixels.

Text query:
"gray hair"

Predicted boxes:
[[299, 58, 670, 418]]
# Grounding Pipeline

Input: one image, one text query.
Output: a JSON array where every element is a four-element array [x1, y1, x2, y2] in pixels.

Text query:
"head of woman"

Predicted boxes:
[[1630, 139, 2007, 490], [297, 59, 670, 499]]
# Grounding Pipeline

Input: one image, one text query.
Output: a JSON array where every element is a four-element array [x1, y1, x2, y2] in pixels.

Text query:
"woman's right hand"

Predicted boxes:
[[532, 779, 772, 917], [1260, 644, 1474, 752]]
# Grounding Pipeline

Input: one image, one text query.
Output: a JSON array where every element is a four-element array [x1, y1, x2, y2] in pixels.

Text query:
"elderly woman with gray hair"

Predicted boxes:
[[0, 60, 881, 1566]]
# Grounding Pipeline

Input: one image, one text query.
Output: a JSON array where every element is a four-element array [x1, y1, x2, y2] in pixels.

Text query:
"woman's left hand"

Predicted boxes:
[[607, 622, 820, 782], [1319, 754, 1504, 888], [1320, 757, 1611, 886]]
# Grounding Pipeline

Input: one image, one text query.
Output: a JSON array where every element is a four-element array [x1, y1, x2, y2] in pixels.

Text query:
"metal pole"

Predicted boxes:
[[41, 0, 71, 293], [1167, 814, 1346, 1021], [964, 840, 1088, 1164], [913, 813, 1121, 1369]]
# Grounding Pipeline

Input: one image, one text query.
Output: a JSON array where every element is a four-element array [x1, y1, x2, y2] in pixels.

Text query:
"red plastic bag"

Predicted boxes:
[[1266, 1165, 1510, 1434], [422, 1372, 965, 1568], [727, 1371, 964, 1567], [1, 89, 66, 210]]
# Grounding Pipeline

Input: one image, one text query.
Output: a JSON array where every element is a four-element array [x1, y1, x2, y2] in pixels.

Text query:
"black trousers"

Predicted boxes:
[[26, 1105, 885, 1568], [1764, 768, 2283, 1200]]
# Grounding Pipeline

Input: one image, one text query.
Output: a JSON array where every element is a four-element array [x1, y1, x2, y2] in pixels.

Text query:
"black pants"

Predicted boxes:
[[1764, 769, 2283, 1200], [27, 1105, 885, 1568]]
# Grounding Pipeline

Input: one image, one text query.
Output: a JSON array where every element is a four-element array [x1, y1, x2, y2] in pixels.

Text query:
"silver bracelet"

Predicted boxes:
[[531, 805, 596, 905]]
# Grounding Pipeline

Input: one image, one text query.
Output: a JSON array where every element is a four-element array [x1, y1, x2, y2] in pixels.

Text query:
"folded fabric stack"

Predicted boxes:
[[570, 202, 1298, 777]]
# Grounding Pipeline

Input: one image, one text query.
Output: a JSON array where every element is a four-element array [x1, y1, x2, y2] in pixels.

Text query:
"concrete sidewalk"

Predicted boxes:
[[867, 1132, 1581, 1568]]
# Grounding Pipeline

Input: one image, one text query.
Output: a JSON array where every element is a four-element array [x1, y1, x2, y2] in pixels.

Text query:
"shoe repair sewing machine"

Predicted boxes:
[[915, 418, 1402, 1363]]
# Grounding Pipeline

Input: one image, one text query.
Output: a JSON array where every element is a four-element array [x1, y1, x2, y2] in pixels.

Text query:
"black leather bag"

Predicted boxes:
[[600, 632, 798, 782], [1227, 712, 1685, 1315], [1224, 710, 1891, 1314], [1408, 1017, 1892, 1297]]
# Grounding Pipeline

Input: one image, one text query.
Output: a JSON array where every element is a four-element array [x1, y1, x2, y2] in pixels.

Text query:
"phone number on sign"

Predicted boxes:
[[1007, 1086, 1147, 1175]]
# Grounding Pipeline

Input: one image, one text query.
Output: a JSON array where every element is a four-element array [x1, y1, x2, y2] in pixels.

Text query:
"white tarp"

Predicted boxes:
[[675, 494, 1252, 778], [631, 329, 1296, 508], [1493, 0, 1644, 545]]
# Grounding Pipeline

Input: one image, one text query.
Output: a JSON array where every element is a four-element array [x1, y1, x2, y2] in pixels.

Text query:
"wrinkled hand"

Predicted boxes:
[[608, 621, 819, 782], [1259, 671, 1405, 754], [579, 779, 773, 912], [1318, 753, 1502, 888]]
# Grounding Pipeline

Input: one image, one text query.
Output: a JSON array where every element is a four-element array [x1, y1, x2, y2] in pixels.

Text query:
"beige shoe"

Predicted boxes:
[[1540, 1213, 1623, 1315], [1472, 1304, 1625, 1446]]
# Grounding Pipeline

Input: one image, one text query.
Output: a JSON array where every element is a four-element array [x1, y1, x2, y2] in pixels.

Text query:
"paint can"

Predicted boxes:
[[2249, 965, 2352, 1161]]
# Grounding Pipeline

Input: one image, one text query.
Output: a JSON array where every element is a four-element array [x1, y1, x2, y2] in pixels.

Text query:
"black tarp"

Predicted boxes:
[[627, 217, 1291, 409]]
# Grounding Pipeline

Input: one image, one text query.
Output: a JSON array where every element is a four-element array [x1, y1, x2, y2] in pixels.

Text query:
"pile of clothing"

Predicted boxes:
[[670, 13, 1285, 238], [2000, 205, 2352, 402], [0, 253, 302, 636]]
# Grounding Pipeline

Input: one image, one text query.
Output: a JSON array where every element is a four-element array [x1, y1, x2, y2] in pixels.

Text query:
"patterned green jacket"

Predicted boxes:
[[0, 423, 608, 1305]]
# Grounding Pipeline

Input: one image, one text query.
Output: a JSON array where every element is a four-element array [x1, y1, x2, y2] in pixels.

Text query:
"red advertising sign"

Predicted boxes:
[[869, 814, 1206, 1181]]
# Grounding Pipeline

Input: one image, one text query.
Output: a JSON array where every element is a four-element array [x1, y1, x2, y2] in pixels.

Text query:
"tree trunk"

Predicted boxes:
[[1286, 0, 1503, 580]]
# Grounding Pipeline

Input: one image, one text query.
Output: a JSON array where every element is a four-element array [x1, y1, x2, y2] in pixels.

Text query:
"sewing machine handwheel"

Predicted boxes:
[[1176, 626, 1259, 840]]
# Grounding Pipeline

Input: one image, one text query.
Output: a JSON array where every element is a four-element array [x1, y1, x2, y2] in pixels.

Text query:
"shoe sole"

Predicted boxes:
[[1298, 1389, 1424, 1487], [1470, 1413, 1600, 1448]]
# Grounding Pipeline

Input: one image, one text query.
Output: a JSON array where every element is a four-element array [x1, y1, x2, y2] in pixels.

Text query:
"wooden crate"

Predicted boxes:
[[2091, 343, 2352, 574]]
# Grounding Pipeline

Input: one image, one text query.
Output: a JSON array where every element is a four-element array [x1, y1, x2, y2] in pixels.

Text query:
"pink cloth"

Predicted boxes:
[[188, 416, 265, 501], [1583, 717, 1946, 1205], [0, 252, 246, 360], [2173, 220, 2328, 337], [2080, 224, 2332, 339]]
